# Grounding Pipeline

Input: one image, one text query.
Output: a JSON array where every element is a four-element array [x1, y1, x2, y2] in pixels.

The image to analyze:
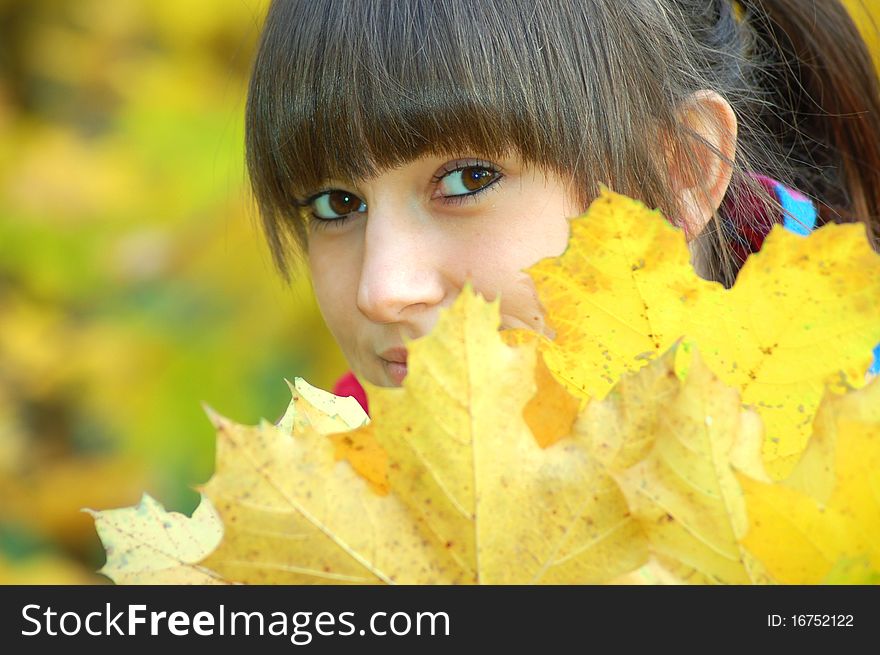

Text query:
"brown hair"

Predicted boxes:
[[245, 0, 880, 286]]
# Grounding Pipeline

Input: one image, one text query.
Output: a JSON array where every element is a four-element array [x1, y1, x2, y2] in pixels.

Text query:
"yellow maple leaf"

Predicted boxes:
[[531, 188, 880, 477], [738, 376, 880, 584], [500, 328, 582, 448], [528, 189, 708, 399], [87, 493, 225, 584], [353, 287, 646, 583], [94, 331, 810, 586], [276, 377, 368, 436], [198, 287, 646, 584], [575, 344, 772, 584], [199, 407, 460, 584]]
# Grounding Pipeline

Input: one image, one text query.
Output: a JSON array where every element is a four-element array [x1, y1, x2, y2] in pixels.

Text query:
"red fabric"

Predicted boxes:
[[720, 174, 785, 267], [332, 371, 369, 415]]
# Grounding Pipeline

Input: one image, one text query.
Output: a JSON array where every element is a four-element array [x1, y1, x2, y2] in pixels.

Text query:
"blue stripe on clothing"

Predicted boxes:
[[871, 344, 880, 376], [775, 184, 817, 236]]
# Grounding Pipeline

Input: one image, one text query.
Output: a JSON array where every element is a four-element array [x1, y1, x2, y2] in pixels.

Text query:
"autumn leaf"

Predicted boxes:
[[738, 376, 880, 584], [276, 377, 368, 436], [353, 287, 646, 583], [277, 378, 382, 493], [93, 333, 775, 586], [500, 328, 582, 448], [575, 345, 772, 584], [528, 188, 706, 399], [530, 188, 880, 478], [87, 493, 224, 584], [93, 287, 648, 584], [199, 386, 462, 584]]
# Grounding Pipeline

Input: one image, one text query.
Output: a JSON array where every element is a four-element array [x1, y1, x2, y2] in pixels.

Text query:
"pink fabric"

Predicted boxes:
[[332, 371, 369, 415]]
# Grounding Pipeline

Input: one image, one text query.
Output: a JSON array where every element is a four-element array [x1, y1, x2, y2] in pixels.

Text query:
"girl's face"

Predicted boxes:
[[304, 154, 579, 387]]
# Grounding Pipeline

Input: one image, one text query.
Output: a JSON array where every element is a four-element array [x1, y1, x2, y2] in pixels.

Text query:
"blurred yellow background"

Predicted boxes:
[[0, 1, 877, 584], [0, 0, 347, 583]]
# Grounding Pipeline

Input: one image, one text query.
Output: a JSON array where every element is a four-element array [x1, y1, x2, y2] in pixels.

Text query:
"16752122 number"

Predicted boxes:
[[791, 615, 853, 627], [767, 614, 855, 628]]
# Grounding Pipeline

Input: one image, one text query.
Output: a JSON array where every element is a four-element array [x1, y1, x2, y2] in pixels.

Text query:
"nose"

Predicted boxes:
[[356, 201, 446, 325]]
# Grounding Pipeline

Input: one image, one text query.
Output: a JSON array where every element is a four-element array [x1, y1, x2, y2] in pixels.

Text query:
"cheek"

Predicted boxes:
[[307, 243, 360, 353], [468, 196, 571, 282], [463, 191, 571, 328]]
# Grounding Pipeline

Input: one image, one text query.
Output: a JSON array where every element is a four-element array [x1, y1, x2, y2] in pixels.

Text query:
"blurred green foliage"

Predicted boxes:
[[0, 0, 347, 582]]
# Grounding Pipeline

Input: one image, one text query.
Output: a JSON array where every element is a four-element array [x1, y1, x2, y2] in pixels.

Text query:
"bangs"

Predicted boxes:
[[273, 2, 540, 188], [248, 0, 592, 192], [246, 0, 676, 274]]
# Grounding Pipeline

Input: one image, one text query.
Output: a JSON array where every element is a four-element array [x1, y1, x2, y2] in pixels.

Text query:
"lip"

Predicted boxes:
[[379, 347, 408, 385]]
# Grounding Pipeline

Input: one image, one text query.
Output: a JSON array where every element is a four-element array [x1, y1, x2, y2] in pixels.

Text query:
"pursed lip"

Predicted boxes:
[[379, 347, 408, 385]]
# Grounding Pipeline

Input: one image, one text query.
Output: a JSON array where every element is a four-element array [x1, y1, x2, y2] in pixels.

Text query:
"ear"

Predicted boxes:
[[665, 90, 738, 239]]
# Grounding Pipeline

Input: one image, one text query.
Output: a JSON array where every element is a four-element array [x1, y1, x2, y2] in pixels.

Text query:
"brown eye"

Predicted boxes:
[[438, 164, 501, 197], [311, 190, 367, 220], [328, 191, 364, 214], [461, 167, 495, 191]]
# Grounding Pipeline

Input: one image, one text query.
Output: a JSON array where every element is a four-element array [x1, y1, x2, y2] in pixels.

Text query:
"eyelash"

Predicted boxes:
[[308, 211, 350, 232], [302, 159, 504, 231]]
